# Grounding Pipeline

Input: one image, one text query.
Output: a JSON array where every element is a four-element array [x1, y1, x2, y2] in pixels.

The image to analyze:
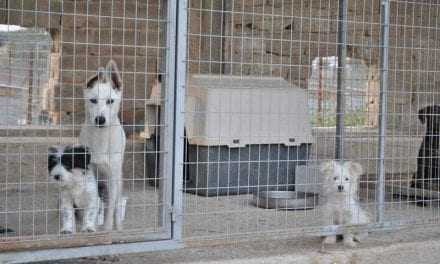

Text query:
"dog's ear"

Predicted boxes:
[[86, 67, 106, 89], [86, 75, 98, 89], [320, 161, 335, 178], [48, 146, 58, 154], [418, 107, 427, 124], [77, 146, 91, 168], [106, 60, 122, 91], [346, 161, 363, 178], [65, 145, 91, 170], [418, 106, 436, 124], [47, 146, 59, 172], [97, 67, 105, 82]]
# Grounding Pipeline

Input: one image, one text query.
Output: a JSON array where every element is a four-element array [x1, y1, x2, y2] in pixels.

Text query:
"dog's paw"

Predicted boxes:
[[322, 235, 337, 244], [343, 239, 357, 248], [60, 229, 73, 235], [82, 226, 96, 233], [354, 232, 368, 243]]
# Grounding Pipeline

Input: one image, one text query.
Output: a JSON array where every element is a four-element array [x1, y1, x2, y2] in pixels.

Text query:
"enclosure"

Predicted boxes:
[[0, 0, 439, 262]]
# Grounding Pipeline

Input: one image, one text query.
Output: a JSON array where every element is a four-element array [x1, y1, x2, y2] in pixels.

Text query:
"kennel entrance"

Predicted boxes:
[[0, 0, 185, 262]]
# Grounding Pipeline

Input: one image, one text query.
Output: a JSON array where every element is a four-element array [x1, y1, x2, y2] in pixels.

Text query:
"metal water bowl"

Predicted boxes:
[[252, 191, 319, 210]]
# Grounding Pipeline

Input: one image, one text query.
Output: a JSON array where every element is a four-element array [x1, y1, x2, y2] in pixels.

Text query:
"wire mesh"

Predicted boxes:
[[1, 0, 440, 258], [180, 0, 440, 242], [0, 0, 171, 251]]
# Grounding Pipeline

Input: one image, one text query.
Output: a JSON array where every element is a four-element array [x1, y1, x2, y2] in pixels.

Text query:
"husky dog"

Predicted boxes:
[[320, 161, 370, 247], [48, 145, 109, 233], [80, 60, 126, 231]]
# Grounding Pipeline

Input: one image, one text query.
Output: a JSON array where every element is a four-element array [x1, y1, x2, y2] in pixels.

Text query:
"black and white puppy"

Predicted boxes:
[[414, 105, 440, 189], [48, 145, 109, 233]]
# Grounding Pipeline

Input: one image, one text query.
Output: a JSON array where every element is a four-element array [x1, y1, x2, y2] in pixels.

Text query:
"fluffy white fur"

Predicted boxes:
[[49, 146, 101, 233], [320, 160, 370, 247], [80, 60, 126, 231]]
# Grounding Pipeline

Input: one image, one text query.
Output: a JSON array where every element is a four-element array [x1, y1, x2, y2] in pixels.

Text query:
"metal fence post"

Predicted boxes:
[[376, 0, 390, 223], [164, 0, 177, 240], [335, 0, 347, 160], [169, 0, 187, 242]]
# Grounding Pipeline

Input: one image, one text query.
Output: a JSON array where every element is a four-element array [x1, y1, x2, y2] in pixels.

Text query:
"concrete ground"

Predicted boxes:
[[0, 135, 432, 241], [1, 184, 437, 240], [34, 226, 440, 264]]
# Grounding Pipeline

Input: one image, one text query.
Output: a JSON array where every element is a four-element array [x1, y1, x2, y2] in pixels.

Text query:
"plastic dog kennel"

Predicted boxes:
[[184, 75, 313, 196]]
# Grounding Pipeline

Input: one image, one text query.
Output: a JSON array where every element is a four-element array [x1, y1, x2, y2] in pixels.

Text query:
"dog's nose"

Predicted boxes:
[[95, 116, 106, 126], [53, 174, 61, 181], [338, 185, 344, 192]]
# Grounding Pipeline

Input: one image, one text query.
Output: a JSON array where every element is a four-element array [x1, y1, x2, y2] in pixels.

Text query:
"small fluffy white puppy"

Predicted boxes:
[[48, 145, 109, 234], [320, 160, 370, 247]]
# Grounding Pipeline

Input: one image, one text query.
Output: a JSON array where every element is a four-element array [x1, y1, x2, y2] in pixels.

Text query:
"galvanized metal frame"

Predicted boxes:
[[335, 0, 347, 161], [335, 0, 390, 228], [335, 0, 390, 225], [331, 0, 390, 231], [376, 0, 390, 224], [0, 0, 187, 262], [170, 0, 187, 243], [181, 0, 411, 242], [0, 240, 181, 264]]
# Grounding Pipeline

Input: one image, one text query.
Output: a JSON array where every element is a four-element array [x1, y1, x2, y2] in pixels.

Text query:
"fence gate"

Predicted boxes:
[[179, 0, 440, 244], [0, 0, 184, 262]]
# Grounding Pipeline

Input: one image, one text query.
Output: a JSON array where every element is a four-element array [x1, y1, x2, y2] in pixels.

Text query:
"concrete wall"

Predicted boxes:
[[311, 128, 422, 176]]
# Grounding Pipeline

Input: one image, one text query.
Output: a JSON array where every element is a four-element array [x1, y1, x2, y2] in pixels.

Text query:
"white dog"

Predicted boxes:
[[48, 145, 107, 233], [320, 160, 370, 247], [80, 60, 126, 231]]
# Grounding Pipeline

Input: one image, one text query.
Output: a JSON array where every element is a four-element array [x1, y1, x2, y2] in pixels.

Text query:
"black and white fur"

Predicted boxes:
[[48, 145, 109, 234], [80, 60, 126, 231], [413, 105, 440, 190]]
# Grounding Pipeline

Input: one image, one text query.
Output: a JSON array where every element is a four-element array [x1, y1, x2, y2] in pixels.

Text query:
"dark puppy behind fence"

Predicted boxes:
[[413, 105, 440, 193]]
